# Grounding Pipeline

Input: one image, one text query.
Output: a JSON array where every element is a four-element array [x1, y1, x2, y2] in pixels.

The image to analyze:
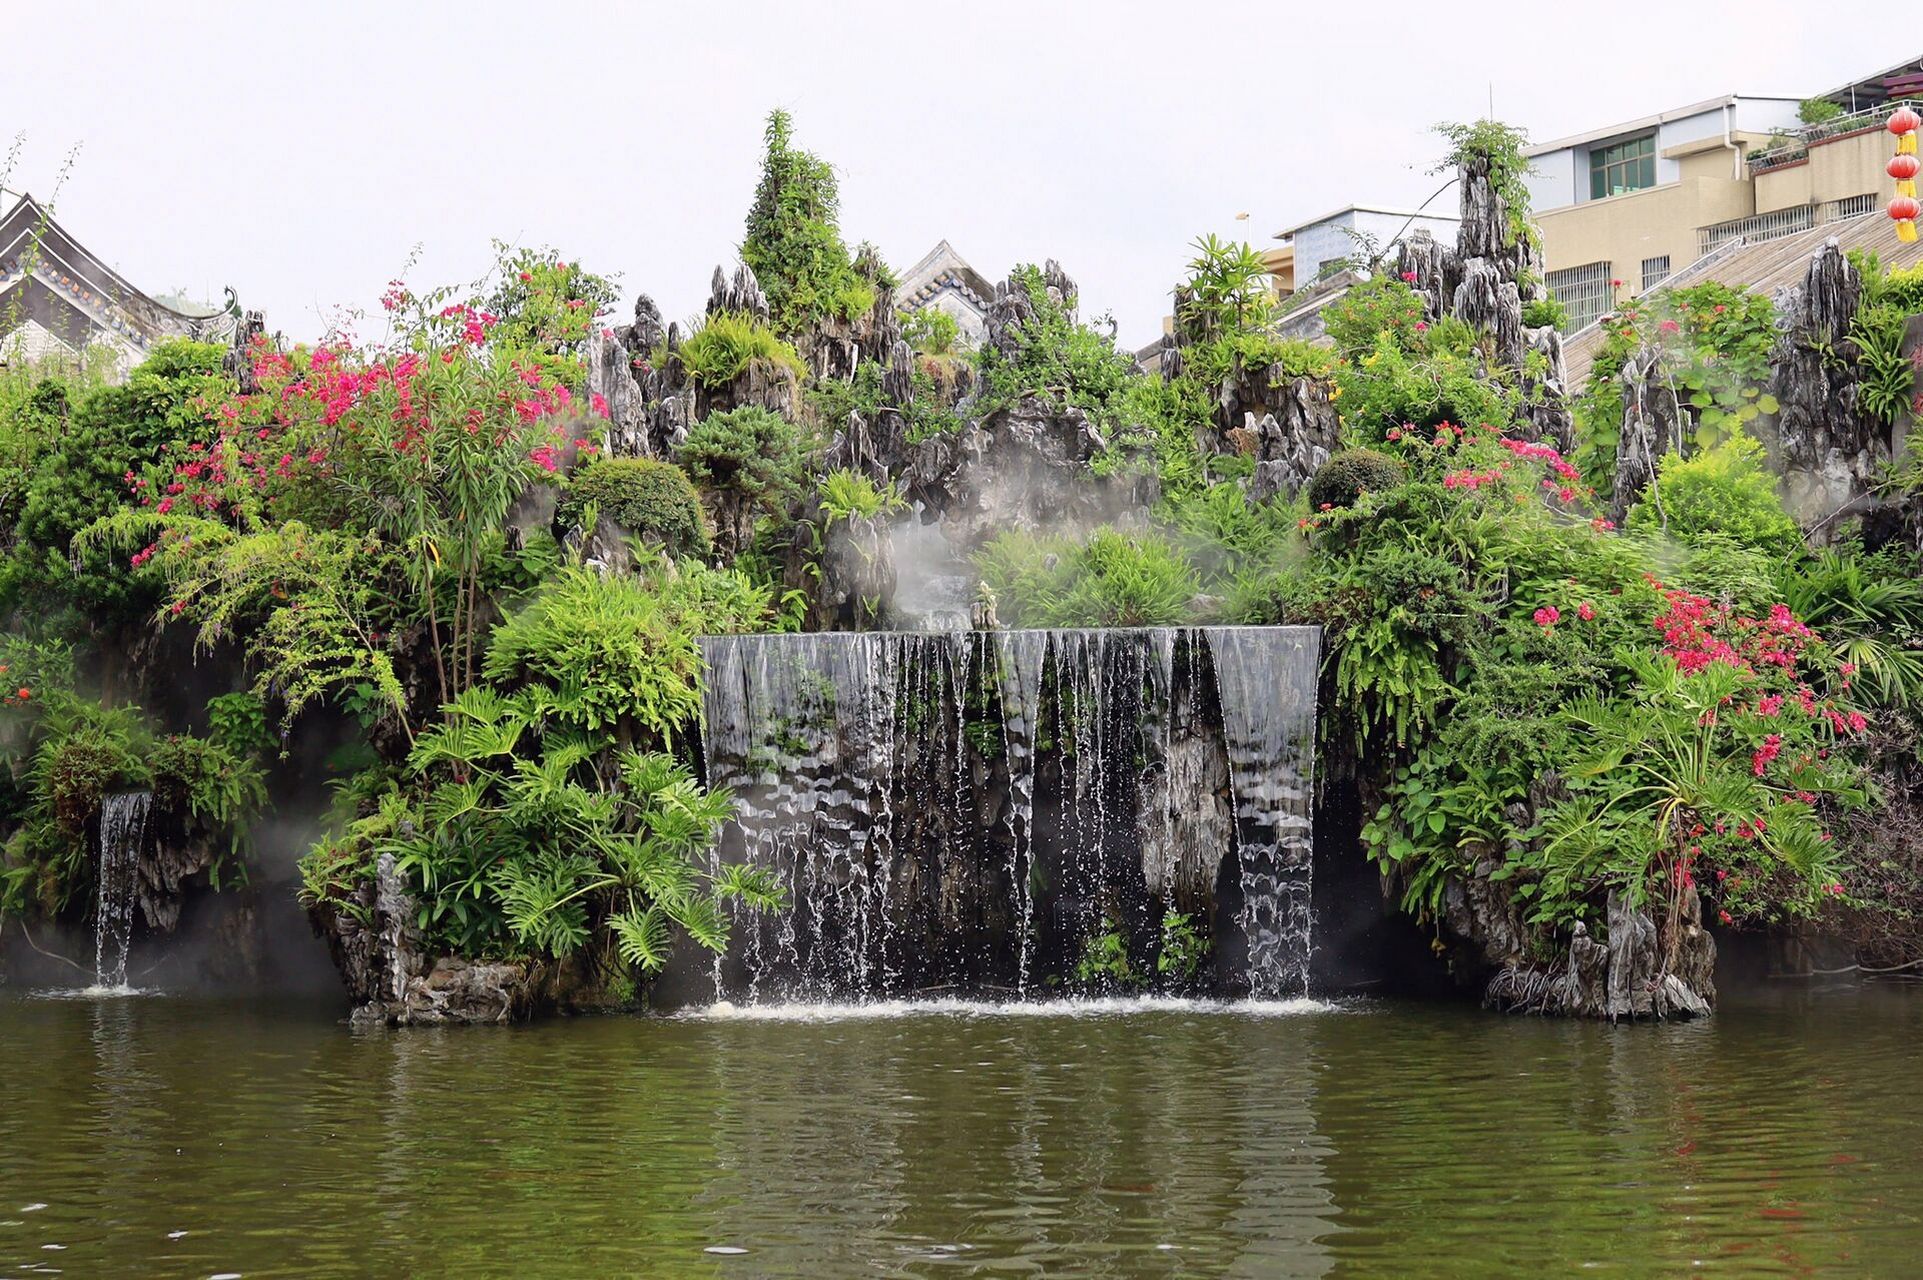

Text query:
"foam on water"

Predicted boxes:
[[676, 994, 1339, 1023], [30, 984, 152, 1001]]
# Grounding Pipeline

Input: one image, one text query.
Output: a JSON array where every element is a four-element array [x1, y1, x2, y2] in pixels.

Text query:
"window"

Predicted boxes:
[[1546, 261, 1614, 331], [1641, 255, 1671, 291], [1590, 134, 1656, 199]]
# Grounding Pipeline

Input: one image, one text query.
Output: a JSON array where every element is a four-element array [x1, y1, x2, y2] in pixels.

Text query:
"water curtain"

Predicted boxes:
[[94, 790, 153, 989], [698, 628, 1319, 1002]]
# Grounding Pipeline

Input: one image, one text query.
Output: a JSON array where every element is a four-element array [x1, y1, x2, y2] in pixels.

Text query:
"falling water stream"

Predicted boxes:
[[91, 791, 152, 992], [697, 627, 1320, 1002]]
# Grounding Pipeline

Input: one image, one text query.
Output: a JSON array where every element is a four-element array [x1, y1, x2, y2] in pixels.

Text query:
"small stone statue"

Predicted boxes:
[[970, 582, 1001, 631]]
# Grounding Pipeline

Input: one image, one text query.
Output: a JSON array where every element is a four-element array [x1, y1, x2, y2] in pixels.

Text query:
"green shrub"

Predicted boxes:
[[149, 733, 267, 867], [372, 691, 783, 967], [816, 468, 903, 523], [673, 406, 814, 554], [1323, 277, 1426, 359], [561, 458, 711, 558], [1333, 334, 1515, 439], [1521, 296, 1566, 330], [668, 312, 806, 390], [1176, 235, 1278, 336], [1798, 98, 1843, 126], [902, 308, 960, 355], [1627, 434, 1799, 552], [806, 356, 963, 446], [975, 528, 1199, 628], [974, 264, 1135, 418], [2, 340, 230, 635], [1305, 448, 1408, 512], [481, 565, 708, 744], [741, 109, 875, 333]]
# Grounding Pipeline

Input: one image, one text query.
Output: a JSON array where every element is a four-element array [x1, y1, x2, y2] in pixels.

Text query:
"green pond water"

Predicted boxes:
[[2, 986, 1920, 1278]]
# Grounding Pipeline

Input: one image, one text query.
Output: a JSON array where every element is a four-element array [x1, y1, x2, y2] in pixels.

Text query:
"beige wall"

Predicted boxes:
[[1538, 127, 1889, 302], [1536, 170, 1754, 297], [1755, 127, 1888, 214]]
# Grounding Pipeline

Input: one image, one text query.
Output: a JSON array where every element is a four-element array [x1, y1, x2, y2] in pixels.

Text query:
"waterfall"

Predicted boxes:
[[698, 627, 1320, 1001], [1206, 628, 1320, 996], [94, 791, 153, 990]]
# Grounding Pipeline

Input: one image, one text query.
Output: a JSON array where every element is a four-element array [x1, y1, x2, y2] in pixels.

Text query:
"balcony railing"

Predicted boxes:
[[1697, 194, 1880, 258], [1748, 100, 1921, 175]]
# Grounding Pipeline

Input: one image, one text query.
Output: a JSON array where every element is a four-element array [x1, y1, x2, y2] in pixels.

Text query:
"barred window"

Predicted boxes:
[[1546, 261, 1614, 331], [1641, 256, 1671, 292], [1590, 134, 1656, 199]]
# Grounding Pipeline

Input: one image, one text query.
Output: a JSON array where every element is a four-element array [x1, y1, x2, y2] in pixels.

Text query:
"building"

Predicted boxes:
[[1530, 57, 1923, 330], [1560, 211, 1923, 391], [0, 191, 236, 377], [895, 240, 994, 347], [1272, 204, 1461, 289]]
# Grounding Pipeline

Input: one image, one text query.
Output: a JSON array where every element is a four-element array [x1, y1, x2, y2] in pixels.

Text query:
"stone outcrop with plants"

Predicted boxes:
[[0, 111, 1919, 1022]]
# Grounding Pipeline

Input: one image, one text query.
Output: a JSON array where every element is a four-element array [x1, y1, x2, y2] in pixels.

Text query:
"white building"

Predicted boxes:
[[894, 240, 994, 347], [1273, 204, 1461, 287], [0, 192, 235, 377]]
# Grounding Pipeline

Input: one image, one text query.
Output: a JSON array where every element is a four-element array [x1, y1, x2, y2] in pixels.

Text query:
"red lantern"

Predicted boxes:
[[1890, 195, 1920, 221], [1890, 106, 1922, 135], [1891, 153, 1921, 179]]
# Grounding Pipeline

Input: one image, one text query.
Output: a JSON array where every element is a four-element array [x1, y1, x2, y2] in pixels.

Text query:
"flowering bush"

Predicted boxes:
[[84, 292, 609, 738]]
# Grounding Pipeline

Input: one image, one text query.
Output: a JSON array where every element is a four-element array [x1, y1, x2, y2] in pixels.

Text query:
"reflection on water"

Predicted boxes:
[[1, 987, 1920, 1277]]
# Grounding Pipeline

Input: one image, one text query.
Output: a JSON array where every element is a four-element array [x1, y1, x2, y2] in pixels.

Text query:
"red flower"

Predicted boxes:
[[1533, 606, 1560, 629], [1717, 909, 1733, 925], [1577, 601, 1595, 621], [1400, 271, 1418, 283], [1659, 319, 1680, 334]]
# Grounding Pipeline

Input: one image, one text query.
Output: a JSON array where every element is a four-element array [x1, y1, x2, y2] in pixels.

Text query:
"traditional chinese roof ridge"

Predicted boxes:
[[896, 240, 994, 311], [0, 192, 231, 355]]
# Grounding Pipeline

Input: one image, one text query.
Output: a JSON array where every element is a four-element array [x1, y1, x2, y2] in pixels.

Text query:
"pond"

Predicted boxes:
[[2, 986, 1919, 1277]]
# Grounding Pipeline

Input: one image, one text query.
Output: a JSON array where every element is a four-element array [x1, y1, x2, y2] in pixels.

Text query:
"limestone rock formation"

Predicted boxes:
[[587, 265, 805, 463], [1433, 780, 1715, 1020], [1608, 346, 1685, 525], [1769, 240, 1896, 537], [902, 396, 1151, 551], [1395, 154, 1576, 453], [1238, 382, 1342, 503], [784, 514, 898, 631], [311, 852, 587, 1026], [795, 243, 901, 385]]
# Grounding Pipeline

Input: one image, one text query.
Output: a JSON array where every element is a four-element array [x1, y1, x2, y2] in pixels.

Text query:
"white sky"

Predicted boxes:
[[1, 0, 1887, 347]]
